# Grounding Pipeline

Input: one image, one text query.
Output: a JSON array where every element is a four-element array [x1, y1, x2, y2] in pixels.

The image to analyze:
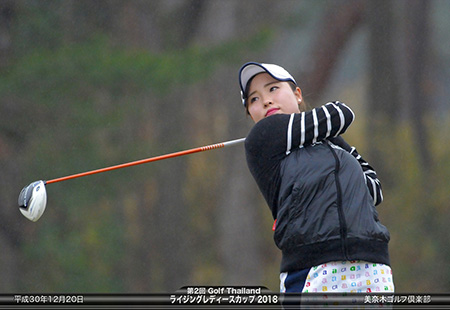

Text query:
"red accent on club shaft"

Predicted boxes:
[[45, 138, 245, 185]]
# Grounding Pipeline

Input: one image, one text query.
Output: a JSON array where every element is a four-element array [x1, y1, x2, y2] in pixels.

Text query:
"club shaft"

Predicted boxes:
[[45, 138, 245, 185]]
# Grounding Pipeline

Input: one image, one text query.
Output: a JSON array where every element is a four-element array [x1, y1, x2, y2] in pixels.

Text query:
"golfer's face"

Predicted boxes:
[[247, 73, 302, 123]]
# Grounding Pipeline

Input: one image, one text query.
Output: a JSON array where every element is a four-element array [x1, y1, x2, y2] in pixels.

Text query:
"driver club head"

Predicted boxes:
[[18, 180, 47, 222]]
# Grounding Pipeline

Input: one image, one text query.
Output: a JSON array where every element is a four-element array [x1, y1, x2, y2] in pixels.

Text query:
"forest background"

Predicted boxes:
[[1, 0, 449, 293]]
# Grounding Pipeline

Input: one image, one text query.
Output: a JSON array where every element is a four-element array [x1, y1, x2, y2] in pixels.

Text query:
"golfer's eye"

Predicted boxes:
[[250, 96, 258, 104], [270, 86, 278, 92]]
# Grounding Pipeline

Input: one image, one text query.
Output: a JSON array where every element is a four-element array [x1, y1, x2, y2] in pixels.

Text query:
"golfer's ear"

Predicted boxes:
[[295, 87, 302, 101]]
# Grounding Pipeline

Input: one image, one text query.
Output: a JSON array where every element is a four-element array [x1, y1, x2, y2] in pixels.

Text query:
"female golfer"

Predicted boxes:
[[239, 62, 394, 293]]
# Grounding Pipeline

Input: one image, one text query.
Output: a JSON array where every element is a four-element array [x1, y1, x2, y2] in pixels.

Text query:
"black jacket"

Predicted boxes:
[[245, 102, 390, 272]]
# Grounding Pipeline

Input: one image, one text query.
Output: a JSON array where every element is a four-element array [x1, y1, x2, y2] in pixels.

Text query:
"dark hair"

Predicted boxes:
[[243, 75, 256, 107]]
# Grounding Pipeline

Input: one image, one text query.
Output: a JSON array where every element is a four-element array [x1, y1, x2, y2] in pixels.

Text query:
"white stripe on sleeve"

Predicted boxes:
[[312, 108, 319, 144], [369, 178, 379, 205], [323, 106, 332, 138], [330, 102, 345, 135], [300, 112, 305, 147], [286, 113, 295, 155]]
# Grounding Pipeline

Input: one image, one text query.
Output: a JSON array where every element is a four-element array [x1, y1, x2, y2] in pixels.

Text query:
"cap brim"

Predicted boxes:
[[238, 62, 297, 105], [239, 62, 267, 95]]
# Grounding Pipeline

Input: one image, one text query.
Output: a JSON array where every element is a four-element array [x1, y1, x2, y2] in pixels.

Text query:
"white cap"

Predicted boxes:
[[239, 62, 297, 106]]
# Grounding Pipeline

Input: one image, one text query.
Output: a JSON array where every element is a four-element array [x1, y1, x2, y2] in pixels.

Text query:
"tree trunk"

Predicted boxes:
[[366, 0, 402, 184], [300, 0, 366, 105], [194, 0, 266, 285], [401, 0, 432, 173]]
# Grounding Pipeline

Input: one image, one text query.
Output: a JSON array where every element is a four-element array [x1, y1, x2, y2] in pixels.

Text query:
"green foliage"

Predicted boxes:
[[372, 117, 450, 292], [1, 27, 272, 292], [5, 0, 449, 294]]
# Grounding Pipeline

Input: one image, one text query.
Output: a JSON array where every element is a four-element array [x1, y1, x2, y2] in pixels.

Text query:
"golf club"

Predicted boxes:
[[18, 137, 245, 222]]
